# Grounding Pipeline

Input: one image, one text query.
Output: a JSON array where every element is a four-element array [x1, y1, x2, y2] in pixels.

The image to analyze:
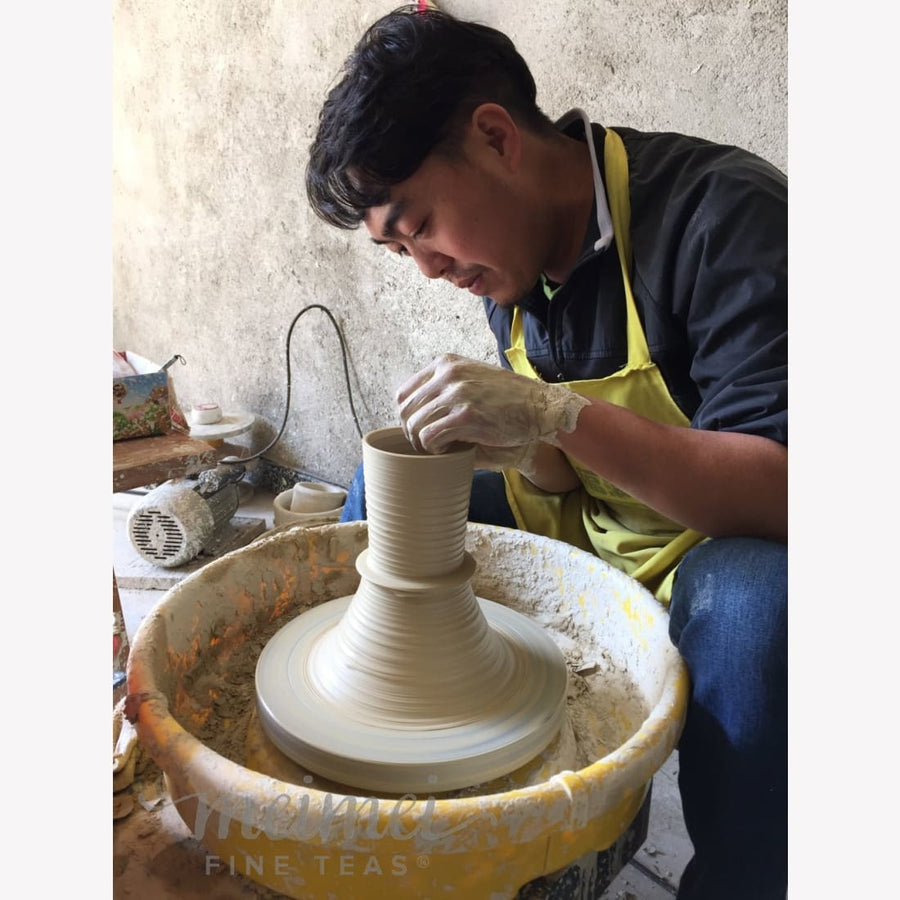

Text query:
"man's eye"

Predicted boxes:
[[412, 220, 428, 240], [395, 246, 409, 257]]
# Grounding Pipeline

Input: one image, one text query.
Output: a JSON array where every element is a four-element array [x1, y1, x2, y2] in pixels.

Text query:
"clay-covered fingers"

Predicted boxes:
[[396, 354, 541, 454], [397, 355, 487, 453], [396, 354, 458, 451], [395, 354, 453, 410]]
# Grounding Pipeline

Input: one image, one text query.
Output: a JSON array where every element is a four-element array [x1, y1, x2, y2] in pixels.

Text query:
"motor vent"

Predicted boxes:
[[129, 507, 196, 565]]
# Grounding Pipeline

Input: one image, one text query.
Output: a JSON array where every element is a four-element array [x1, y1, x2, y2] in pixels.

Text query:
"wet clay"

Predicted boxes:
[[176, 601, 647, 800]]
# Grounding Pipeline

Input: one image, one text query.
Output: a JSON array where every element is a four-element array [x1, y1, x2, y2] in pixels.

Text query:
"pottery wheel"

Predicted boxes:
[[255, 588, 568, 793], [255, 427, 568, 794]]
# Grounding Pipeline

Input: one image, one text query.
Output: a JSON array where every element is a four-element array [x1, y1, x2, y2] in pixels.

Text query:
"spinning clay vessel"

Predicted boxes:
[[256, 428, 569, 792]]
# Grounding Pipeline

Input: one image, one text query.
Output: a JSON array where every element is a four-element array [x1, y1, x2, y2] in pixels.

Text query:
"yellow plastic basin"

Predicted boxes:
[[127, 522, 688, 899]]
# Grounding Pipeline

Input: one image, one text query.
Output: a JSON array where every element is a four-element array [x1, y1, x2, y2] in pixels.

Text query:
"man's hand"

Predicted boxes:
[[396, 354, 590, 454]]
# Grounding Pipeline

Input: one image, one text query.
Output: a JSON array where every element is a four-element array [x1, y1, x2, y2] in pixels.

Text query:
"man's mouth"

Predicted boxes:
[[457, 274, 483, 294]]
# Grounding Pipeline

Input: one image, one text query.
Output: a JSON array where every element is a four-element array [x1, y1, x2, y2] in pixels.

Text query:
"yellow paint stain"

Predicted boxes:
[[620, 596, 655, 628], [621, 596, 639, 625], [620, 596, 654, 649]]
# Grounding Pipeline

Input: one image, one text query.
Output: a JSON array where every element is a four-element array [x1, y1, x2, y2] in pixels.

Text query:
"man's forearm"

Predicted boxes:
[[516, 441, 582, 492], [556, 397, 788, 542]]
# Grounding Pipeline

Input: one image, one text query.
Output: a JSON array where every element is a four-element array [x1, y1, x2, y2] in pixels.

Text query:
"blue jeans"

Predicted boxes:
[[340, 466, 787, 898], [668, 537, 787, 899]]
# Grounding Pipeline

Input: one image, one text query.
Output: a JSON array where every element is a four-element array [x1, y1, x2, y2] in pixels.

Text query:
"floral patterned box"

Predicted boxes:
[[113, 352, 172, 442]]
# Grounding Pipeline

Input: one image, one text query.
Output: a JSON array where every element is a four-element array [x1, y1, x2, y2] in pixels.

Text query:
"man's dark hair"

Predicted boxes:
[[306, 5, 555, 229]]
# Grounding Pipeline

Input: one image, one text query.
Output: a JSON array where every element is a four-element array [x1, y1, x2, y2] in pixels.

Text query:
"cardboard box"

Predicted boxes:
[[113, 352, 172, 442]]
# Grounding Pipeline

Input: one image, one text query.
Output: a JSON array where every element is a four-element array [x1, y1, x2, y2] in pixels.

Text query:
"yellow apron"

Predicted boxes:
[[502, 128, 706, 604]]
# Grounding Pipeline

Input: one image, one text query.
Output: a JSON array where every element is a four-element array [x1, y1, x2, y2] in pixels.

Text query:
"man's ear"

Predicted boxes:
[[469, 103, 522, 172]]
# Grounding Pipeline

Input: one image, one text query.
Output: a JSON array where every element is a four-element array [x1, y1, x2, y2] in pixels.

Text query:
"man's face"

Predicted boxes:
[[363, 138, 543, 307]]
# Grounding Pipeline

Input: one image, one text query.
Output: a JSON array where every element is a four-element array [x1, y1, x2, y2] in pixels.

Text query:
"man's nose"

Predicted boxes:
[[412, 246, 451, 280]]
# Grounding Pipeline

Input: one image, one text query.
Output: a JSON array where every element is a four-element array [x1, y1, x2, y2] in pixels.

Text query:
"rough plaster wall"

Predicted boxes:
[[113, 0, 787, 487]]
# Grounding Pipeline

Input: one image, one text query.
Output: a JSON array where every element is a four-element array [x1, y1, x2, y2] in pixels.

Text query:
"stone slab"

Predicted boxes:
[[113, 511, 267, 589]]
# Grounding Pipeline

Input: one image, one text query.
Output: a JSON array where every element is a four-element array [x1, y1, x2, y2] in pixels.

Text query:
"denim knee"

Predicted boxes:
[[668, 536, 787, 739], [669, 537, 786, 652]]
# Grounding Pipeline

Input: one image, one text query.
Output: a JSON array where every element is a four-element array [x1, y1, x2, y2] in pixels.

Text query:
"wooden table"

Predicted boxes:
[[113, 431, 218, 493]]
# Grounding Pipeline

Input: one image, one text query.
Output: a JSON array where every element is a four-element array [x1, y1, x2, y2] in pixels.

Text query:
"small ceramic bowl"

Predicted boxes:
[[273, 489, 344, 528]]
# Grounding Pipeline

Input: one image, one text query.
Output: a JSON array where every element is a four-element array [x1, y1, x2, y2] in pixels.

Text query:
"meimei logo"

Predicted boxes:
[[168, 789, 494, 845]]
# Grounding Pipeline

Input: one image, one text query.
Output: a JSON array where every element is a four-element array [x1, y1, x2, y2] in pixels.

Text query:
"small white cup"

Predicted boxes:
[[191, 402, 222, 425]]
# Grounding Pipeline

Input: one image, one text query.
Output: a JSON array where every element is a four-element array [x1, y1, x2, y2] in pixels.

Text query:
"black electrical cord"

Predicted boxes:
[[220, 303, 363, 466]]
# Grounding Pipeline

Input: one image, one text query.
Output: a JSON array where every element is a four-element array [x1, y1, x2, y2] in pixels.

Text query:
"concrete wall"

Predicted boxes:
[[112, 0, 787, 487]]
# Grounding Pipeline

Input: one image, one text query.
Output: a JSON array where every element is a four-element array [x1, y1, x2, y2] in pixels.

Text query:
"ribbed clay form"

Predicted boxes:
[[255, 427, 568, 793]]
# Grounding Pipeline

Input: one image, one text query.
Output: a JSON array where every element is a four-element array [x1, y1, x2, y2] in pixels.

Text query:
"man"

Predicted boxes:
[[307, 7, 786, 899]]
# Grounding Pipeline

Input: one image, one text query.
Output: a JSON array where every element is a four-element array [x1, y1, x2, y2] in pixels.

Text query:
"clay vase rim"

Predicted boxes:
[[363, 426, 474, 461]]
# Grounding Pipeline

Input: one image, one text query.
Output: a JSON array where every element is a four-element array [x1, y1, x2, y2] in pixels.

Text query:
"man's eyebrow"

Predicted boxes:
[[369, 199, 408, 245]]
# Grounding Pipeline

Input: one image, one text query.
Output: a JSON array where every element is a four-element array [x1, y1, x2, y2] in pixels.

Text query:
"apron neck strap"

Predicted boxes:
[[509, 124, 652, 370], [604, 128, 651, 368]]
